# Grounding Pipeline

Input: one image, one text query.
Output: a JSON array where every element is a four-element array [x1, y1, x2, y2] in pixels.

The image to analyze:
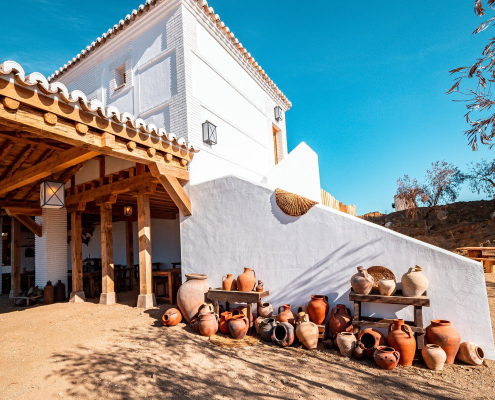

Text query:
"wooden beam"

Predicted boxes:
[[71, 212, 83, 293], [1, 144, 37, 180], [0, 139, 15, 161], [125, 219, 135, 287], [100, 202, 115, 296], [66, 205, 177, 219], [58, 161, 88, 184], [0, 206, 41, 216], [149, 163, 192, 216], [0, 131, 66, 151], [10, 217, 21, 294], [138, 193, 152, 295], [6, 213, 42, 237], [0, 147, 98, 195]]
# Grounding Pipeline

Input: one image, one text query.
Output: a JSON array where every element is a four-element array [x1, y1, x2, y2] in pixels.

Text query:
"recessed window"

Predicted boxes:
[[114, 63, 126, 91], [203, 121, 217, 145]]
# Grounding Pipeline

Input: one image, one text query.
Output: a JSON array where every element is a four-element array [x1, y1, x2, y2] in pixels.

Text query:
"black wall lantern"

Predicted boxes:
[[124, 204, 133, 217], [202, 121, 217, 145], [274, 106, 283, 122], [40, 180, 65, 209]]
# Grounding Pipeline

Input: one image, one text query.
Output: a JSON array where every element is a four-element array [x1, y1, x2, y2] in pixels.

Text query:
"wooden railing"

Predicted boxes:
[[320, 189, 356, 216]]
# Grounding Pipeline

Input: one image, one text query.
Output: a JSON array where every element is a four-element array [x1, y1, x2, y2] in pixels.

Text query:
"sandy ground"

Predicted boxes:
[[0, 279, 495, 400]]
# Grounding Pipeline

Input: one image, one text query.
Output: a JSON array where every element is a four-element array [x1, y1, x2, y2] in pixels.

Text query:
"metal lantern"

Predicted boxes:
[[40, 180, 65, 209], [124, 204, 133, 216], [202, 121, 217, 145], [274, 106, 283, 122]]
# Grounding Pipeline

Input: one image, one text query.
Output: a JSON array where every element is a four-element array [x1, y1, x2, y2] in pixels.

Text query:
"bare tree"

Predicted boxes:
[[396, 161, 463, 235], [465, 158, 495, 196]]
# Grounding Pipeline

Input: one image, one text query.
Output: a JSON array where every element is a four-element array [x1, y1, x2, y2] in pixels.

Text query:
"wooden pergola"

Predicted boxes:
[[0, 64, 196, 308]]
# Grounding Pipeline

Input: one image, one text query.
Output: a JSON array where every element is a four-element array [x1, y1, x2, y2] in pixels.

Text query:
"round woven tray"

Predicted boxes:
[[367, 266, 396, 293]]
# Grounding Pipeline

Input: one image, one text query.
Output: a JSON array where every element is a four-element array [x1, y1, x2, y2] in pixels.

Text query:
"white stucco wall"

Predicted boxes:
[[180, 175, 495, 359]]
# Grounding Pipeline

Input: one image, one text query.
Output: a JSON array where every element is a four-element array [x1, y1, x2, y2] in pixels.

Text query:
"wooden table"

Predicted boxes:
[[115, 267, 134, 292], [152, 268, 181, 304], [85, 271, 102, 298], [13, 295, 42, 307], [349, 289, 430, 350], [207, 289, 270, 331], [456, 247, 495, 273]]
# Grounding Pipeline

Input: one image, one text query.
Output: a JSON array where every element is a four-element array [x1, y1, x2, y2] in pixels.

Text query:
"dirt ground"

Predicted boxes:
[[0, 280, 494, 400]]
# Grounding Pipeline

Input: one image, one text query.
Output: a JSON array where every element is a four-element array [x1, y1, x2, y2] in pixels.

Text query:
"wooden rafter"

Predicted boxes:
[[58, 161, 89, 183], [0, 130, 67, 151], [0, 139, 15, 160], [5, 211, 42, 237], [1, 144, 37, 180]]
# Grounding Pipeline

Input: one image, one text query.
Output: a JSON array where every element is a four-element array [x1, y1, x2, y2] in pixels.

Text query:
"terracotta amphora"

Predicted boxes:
[[328, 304, 353, 337], [199, 312, 218, 337], [374, 346, 400, 370], [307, 295, 329, 325], [229, 314, 249, 340], [237, 268, 256, 292], [259, 318, 277, 341], [219, 312, 233, 335], [276, 304, 296, 326], [422, 344, 447, 371], [378, 279, 397, 296], [353, 341, 366, 360], [296, 321, 319, 350], [358, 328, 387, 357], [177, 273, 211, 323], [272, 322, 295, 347], [257, 302, 273, 318], [457, 342, 485, 366], [350, 267, 374, 295], [256, 280, 264, 292], [222, 274, 236, 291], [336, 332, 357, 357], [387, 319, 416, 366], [425, 320, 461, 364], [401, 266, 429, 297], [162, 308, 182, 327]]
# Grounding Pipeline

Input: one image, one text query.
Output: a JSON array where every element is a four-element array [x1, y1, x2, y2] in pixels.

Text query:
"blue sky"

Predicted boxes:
[[1, 1, 493, 213]]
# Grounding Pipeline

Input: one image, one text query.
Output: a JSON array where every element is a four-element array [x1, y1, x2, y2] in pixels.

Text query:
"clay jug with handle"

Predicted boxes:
[[276, 304, 296, 325], [229, 314, 249, 340], [307, 295, 329, 325], [237, 268, 256, 292], [222, 274, 235, 291], [328, 304, 353, 336], [350, 267, 374, 295], [387, 319, 416, 366]]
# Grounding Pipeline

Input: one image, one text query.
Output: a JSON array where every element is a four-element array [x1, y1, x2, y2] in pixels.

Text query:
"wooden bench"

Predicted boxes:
[[12, 295, 43, 307], [456, 247, 495, 273]]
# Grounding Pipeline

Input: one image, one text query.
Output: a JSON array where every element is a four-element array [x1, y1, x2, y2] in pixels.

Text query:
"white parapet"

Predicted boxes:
[[180, 175, 495, 359]]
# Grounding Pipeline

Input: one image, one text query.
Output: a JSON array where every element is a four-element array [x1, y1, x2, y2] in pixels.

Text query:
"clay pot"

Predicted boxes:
[[177, 273, 211, 323], [272, 322, 295, 347], [43, 281, 54, 305], [373, 346, 400, 370], [190, 317, 200, 332], [353, 341, 366, 360], [276, 304, 296, 326], [457, 342, 485, 366], [232, 305, 253, 323], [254, 316, 264, 335], [350, 267, 374, 295], [219, 312, 233, 335], [229, 315, 249, 340], [297, 304, 308, 314], [401, 266, 428, 297], [199, 312, 218, 337], [426, 320, 461, 364], [256, 280, 264, 292], [54, 280, 66, 302], [328, 304, 353, 337], [387, 319, 416, 366], [336, 332, 357, 357], [162, 308, 182, 327], [297, 311, 310, 324], [198, 303, 215, 316], [237, 268, 256, 292], [257, 302, 273, 318], [422, 344, 447, 371], [307, 295, 329, 325], [259, 318, 277, 341], [296, 321, 319, 350], [222, 274, 236, 291], [378, 279, 397, 296], [358, 328, 387, 357]]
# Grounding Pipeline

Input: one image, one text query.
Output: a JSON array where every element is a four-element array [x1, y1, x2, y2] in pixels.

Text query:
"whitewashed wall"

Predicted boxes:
[[181, 175, 495, 359]]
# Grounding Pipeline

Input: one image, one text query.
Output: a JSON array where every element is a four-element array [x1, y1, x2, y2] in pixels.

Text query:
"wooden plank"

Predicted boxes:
[[348, 290, 430, 307], [0, 147, 98, 195], [2, 144, 37, 180], [71, 212, 83, 293], [8, 213, 42, 237], [0, 139, 15, 160], [0, 131, 66, 151], [125, 219, 135, 287], [100, 203, 114, 294], [414, 305, 425, 349], [138, 193, 152, 295], [0, 205, 41, 216], [11, 217, 21, 292], [353, 320, 424, 333], [206, 289, 270, 303], [149, 163, 192, 216]]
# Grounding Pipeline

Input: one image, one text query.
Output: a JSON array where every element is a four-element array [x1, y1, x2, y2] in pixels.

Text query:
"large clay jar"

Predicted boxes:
[[199, 312, 218, 337], [237, 268, 256, 292], [387, 319, 416, 366], [177, 273, 211, 323], [457, 342, 485, 366], [162, 308, 182, 327], [378, 279, 397, 296], [219, 312, 233, 334], [257, 302, 274, 318], [259, 318, 277, 341], [328, 304, 353, 337], [358, 328, 387, 357], [353, 341, 366, 360], [272, 322, 295, 347], [43, 281, 54, 305], [422, 344, 447, 371], [373, 346, 400, 370], [229, 315, 249, 340], [350, 267, 374, 295], [222, 274, 235, 291], [401, 266, 428, 297], [296, 321, 319, 350], [426, 320, 461, 364], [307, 295, 329, 325], [336, 332, 357, 357], [276, 304, 296, 326]]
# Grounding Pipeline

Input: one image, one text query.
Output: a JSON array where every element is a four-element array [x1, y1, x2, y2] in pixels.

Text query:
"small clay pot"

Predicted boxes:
[[259, 318, 276, 342], [229, 315, 249, 340], [307, 295, 329, 325], [378, 279, 396, 296], [198, 303, 215, 316], [353, 341, 366, 360], [256, 280, 264, 292], [456, 342, 485, 366], [162, 308, 182, 327], [254, 316, 265, 335], [374, 346, 400, 370], [358, 328, 387, 358], [336, 332, 356, 357], [422, 344, 447, 371], [232, 305, 253, 324], [276, 304, 296, 326], [272, 322, 295, 347], [219, 312, 233, 335], [387, 319, 416, 367], [297, 311, 310, 323], [425, 320, 461, 364], [296, 321, 319, 350], [257, 302, 273, 318], [198, 312, 218, 337], [222, 274, 236, 291], [350, 267, 374, 295]]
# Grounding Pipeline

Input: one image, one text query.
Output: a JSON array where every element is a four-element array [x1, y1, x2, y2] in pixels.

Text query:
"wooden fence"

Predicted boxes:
[[320, 189, 356, 216]]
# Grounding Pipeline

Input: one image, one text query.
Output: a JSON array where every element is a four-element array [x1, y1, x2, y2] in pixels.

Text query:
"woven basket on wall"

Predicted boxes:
[[275, 189, 318, 217]]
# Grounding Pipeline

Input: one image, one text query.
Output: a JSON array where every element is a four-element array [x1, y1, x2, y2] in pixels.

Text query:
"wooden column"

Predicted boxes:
[[10, 217, 21, 298], [125, 219, 135, 286], [69, 211, 85, 302], [136, 193, 155, 309], [100, 202, 116, 305]]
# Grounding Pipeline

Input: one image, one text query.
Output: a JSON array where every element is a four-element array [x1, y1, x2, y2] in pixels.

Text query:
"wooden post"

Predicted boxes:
[[10, 217, 21, 298], [125, 219, 135, 286], [69, 211, 85, 302], [100, 202, 116, 305], [136, 193, 155, 309]]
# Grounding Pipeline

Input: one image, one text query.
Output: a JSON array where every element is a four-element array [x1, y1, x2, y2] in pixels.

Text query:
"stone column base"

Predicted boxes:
[[99, 292, 116, 305], [69, 291, 86, 303], [9, 289, 21, 299], [137, 293, 157, 309]]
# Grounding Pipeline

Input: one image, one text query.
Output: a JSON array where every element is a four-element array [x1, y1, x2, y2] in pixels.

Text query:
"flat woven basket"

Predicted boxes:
[[367, 266, 396, 293], [275, 189, 318, 217]]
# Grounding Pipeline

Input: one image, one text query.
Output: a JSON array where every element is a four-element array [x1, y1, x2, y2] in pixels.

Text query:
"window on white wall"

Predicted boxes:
[[109, 56, 132, 94], [114, 63, 126, 90]]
